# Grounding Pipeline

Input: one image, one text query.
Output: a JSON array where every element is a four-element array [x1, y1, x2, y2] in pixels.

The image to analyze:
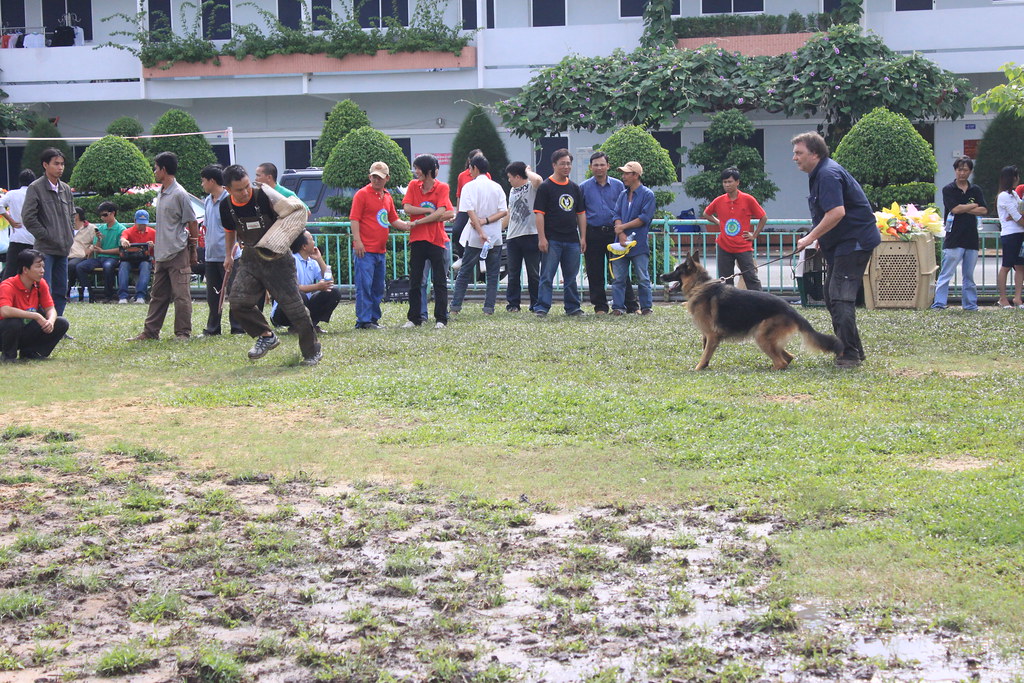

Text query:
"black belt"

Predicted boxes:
[[591, 225, 615, 232]]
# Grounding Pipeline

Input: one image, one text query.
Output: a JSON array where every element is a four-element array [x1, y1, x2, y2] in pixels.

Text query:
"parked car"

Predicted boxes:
[[279, 168, 354, 222]]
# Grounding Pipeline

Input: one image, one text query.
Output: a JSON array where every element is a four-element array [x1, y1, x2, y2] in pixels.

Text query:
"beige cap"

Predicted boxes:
[[617, 161, 643, 176], [369, 161, 390, 178]]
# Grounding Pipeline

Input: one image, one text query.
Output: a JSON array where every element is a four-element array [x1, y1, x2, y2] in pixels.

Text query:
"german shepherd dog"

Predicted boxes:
[[661, 251, 841, 370]]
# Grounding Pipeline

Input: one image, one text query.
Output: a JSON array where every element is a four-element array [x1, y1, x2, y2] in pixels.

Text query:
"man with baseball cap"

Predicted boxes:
[[349, 161, 410, 329], [611, 161, 656, 316], [117, 209, 157, 303]]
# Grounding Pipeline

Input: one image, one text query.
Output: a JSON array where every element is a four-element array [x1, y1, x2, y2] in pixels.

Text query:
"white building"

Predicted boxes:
[[1, 0, 1020, 214]]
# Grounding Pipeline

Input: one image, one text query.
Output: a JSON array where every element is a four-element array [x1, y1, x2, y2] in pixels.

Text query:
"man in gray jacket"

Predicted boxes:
[[21, 148, 75, 315]]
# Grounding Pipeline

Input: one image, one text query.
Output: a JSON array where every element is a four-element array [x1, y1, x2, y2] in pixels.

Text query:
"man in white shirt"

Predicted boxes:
[[450, 155, 508, 315], [270, 230, 341, 332], [1, 170, 37, 280]]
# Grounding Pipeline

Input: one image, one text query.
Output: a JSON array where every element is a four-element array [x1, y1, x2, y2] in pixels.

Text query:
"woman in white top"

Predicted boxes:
[[996, 165, 1024, 308]]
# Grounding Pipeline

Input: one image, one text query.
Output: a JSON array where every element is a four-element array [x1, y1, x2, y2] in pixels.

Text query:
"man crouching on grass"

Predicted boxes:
[[0, 249, 69, 362], [219, 164, 322, 367]]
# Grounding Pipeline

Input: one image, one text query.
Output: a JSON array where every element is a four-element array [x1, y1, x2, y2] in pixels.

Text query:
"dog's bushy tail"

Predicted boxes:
[[794, 314, 842, 355]]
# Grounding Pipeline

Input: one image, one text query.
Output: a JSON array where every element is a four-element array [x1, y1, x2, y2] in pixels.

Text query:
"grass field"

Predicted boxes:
[[3, 299, 1023, 678]]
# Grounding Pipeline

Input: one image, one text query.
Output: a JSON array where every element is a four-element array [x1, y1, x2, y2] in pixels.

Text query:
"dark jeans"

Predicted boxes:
[[0, 316, 69, 360], [3, 242, 33, 279], [585, 226, 636, 312], [76, 257, 119, 301], [823, 249, 872, 362], [717, 248, 762, 291], [67, 257, 87, 296], [42, 253, 68, 316], [450, 212, 469, 259], [203, 260, 244, 334], [451, 244, 502, 313], [505, 234, 541, 311], [272, 287, 342, 327], [408, 240, 449, 324]]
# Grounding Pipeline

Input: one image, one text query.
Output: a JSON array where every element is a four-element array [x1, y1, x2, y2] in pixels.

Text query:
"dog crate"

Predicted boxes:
[[863, 233, 938, 310]]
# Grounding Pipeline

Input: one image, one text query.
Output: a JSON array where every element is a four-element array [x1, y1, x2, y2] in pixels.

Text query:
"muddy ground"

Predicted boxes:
[[0, 429, 1017, 682]]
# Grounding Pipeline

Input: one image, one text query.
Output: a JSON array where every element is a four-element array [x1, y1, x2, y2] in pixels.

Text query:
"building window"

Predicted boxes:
[[701, 0, 763, 13], [285, 139, 317, 170], [42, 0, 93, 41], [211, 144, 232, 168], [148, 0, 171, 34], [531, 0, 564, 27], [534, 137, 568, 178], [895, 0, 932, 10], [391, 137, 411, 168], [280, 0, 330, 29], [356, 0, 408, 28], [1, 0, 26, 31], [651, 131, 682, 182], [620, 0, 680, 17], [201, 0, 231, 40], [0, 146, 25, 190], [461, 0, 493, 29], [822, 0, 841, 12]]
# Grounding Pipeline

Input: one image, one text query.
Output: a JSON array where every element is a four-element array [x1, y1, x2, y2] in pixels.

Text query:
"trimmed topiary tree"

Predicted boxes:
[[448, 105, 510, 203], [147, 109, 217, 195], [107, 116, 146, 151], [833, 107, 937, 208], [598, 125, 677, 207], [21, 118, 74, 180], [311, 99, 371, 167], [973, 111, 1024, 216], [684, 109, 778, 207], [322, 126, 412, 217], [71, 135, 153, 195]]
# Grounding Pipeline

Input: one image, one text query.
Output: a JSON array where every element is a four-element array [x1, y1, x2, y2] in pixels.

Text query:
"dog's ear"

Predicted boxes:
[[690, 250, 701, 264]]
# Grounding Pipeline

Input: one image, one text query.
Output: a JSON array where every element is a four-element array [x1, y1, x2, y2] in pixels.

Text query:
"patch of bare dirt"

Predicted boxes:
[[945, 371, 982, 379], [762, 393, 814, 404], [0, 430, 1017, 681], [917, 456, 991, 472]]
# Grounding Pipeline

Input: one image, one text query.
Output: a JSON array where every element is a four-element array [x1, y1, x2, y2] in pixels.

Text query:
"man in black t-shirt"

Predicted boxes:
[[534, 148, 587, 316], [932, 156, 986, 311], [220, 164, 321, 366]]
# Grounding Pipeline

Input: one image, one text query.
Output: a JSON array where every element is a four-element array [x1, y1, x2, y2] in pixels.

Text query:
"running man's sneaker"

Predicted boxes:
[[434, 321, 446, 329], [248, 333, 280, 360], [300, 343, 323, 367]]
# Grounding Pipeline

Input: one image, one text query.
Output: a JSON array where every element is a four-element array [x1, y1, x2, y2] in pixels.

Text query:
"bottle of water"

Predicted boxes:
[[479, 239, 491, 259], [944, 213, 953, 234], [322, 266, 333, 282]]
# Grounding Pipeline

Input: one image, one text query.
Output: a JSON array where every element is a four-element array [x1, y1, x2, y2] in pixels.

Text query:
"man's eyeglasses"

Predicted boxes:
[[99, 212, 112, 217]]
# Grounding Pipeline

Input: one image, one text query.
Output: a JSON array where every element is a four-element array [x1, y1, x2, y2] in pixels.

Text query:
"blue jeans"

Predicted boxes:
[[932, 247, 978, 310], [354, 252, 386, 325], [76, 257, 119, 301], [118, 260, 153, 300], [612, 251, 652, 311], [42, 253, 69, 316], [451, 244, 502, 313], [537, 239, 582, 314]]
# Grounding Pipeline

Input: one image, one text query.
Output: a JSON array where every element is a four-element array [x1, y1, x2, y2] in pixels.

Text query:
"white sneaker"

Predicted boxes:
[[118, 298, 129, 304], [434, 322, 446, 329], [400, 320, 418, 328], [451, 258, 463, 272]]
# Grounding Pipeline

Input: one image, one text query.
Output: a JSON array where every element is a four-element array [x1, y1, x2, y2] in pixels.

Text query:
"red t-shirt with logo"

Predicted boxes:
[[403, 179, 452, 248], [705, 191, 766, 253], [350, 184, 399, 254], [121, 224, 157, 244], [0, 275, 54, 320]]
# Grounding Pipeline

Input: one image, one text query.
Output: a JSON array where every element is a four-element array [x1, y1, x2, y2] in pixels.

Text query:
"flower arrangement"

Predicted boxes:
[[873, 202, 943, 240]]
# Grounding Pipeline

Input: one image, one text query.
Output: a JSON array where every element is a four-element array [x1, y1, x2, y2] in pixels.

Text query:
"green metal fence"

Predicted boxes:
[[307, 219, 1010, 301]]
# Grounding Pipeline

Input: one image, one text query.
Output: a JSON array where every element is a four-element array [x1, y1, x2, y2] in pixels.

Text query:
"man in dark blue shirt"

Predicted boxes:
[[580, 151, 635, 314], [793, 131, 880, 368]]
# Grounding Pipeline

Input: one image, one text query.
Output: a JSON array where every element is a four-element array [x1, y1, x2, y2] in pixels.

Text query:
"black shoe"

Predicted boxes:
[[506, 306, 521, 312], [300, 343, 323, 367]]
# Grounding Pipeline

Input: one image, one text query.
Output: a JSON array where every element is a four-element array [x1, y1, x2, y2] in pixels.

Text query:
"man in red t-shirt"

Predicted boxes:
[[117, 209, 158, 303], [402, 154, 455, 328], [349, 161, 410, 329], [0, 249, 70, 361], [702, 167, 768, 290]]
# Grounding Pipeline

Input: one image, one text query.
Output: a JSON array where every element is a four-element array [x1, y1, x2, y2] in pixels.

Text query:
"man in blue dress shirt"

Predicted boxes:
[[581, 151, 636, 314], [611, 161, 656, 316]]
